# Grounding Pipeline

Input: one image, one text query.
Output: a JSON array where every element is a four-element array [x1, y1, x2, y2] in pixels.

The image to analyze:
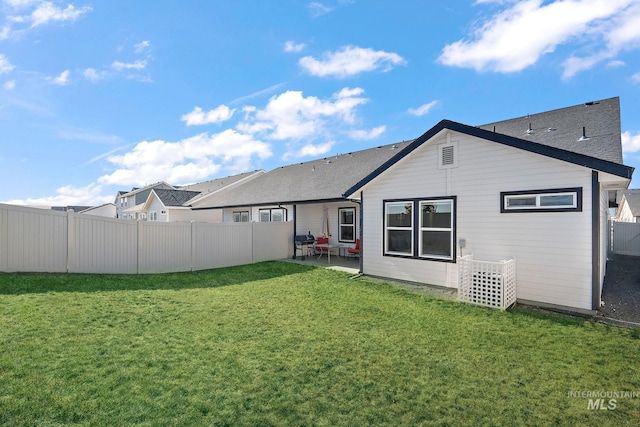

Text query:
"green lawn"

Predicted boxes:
[[0, 262, 638, 426]]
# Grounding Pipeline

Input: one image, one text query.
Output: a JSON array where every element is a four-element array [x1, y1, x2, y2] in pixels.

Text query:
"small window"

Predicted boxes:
[[148, 211, 158, 221], [501, 188, 582, 213], [259, 208, 287, 222], [233, 211, 249, 222], [339, 207, 356, 243]]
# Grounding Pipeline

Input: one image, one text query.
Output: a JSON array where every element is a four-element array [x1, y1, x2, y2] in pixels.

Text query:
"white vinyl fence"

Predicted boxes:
[[0, 203, 294, 274], [458, 255, 517, 310], [611, 221, 640, 256]]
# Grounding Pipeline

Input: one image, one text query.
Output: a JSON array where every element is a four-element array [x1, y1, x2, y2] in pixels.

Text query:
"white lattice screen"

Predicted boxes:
[[458, 255, 516, 310]]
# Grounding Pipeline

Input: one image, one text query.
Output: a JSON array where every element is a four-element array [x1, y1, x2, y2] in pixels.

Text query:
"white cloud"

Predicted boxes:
[[134, 40, 151, 54], [438, 0, 635, 75], [0, 54, 14, 74], [0, 26, 10, 39], [632, 72, 640, 83], [284, 40, 306, 53], [10, 2, 92, 28], [49, 69, 70, 85], [4, 80, 16, 90], [83, 67, 106, 82], [98, 129, 272, 186], [607, 60, 626, 68], [309, 2, 333, 17], [622, 130, 640, 153], [181, 105, 236, 126], [111, 60, 147, 71], [299, 45, 406, 78], [5, 182, 111, 207], [238, 87, 369, 141], [348, 125, 386, 140], [408, 100, 438, 116]]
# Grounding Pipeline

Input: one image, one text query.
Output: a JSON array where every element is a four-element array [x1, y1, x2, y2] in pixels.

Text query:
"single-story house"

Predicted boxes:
[[191, 97, 633, 312], [614, 189, 640, 222]]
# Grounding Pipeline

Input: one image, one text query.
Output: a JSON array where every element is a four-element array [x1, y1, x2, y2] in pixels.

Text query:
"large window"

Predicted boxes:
[[233, 211, 249, 222], [501, 188, 582, 213], [384, 198, 456, 261], [339, 207, 356, 243]]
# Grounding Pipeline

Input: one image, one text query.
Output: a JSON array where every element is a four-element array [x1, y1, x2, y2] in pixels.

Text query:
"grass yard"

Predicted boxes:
[[0, 261, 639, 426]]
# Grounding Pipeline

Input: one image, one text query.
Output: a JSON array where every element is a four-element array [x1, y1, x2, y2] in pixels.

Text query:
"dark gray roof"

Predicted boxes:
[[478, 97, 622, 164], [345, 119, 633, 198], [620, 189, 640, 216], [191, 141, 413, 209], [153, 189, 201, 207], [177, 170, 263, 192]]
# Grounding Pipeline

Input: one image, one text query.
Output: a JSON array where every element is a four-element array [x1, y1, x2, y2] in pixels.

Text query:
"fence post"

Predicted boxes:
[[66, 211, 76, 273], [191, 221, 196, 272]]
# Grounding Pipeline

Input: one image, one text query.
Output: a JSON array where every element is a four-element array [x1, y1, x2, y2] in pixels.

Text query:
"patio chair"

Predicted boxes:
[[314, 237, 330, 259], [348, 239, 360, 257]]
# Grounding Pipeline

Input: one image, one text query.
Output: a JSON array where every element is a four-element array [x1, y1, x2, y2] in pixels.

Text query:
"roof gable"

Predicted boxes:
[[152, 189, 201, 207], [620, 189, 640, 216], [344, 119, 634, 198]]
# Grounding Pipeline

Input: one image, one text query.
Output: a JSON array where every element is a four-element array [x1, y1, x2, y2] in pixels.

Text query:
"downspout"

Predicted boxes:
[[592, 171, 600, 311], [359, 191, 364, 274], [292, 204, 297, 259]]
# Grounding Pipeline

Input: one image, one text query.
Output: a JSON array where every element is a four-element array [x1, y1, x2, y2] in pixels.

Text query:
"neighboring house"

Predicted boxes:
[[615, 189, 640, 222], [116, 182, 176, 219], [193, 97, 634, 312], [78, 203, 117, 218], [143, 188, 202, 222]]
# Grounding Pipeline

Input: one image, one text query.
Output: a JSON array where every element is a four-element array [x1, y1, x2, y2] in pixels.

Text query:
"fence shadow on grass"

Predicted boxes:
[[0, 261, 317, 295]]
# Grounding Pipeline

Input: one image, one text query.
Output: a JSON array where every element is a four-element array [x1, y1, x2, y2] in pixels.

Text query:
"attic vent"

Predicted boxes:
[[438, 142, 458, 169], [442, 146, 455, 165]]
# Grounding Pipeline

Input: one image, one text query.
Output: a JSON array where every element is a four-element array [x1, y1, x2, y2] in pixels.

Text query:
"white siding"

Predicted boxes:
[[362, 131, 595, 310]]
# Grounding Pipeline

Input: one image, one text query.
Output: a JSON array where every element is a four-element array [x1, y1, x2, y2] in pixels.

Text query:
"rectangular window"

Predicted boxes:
[[419, 200, 454, 260], [148, 211, 157, 221], [384, 201, 413, 256], [233, 211, 249, 222], [271, 208, 284, 222], [501, 188, 582, 213], [339, 207, 356, 243], [259, 208, 287, 222], [384, 198, 456, 261]]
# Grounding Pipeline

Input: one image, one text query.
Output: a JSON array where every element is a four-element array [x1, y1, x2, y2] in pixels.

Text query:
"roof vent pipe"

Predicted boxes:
[[526, 123, 534, 135], [578, 126, 590, 141]]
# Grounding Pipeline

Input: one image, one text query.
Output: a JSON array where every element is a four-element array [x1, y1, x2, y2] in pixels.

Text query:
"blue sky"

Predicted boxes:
[[1, 0, 640, 206]]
